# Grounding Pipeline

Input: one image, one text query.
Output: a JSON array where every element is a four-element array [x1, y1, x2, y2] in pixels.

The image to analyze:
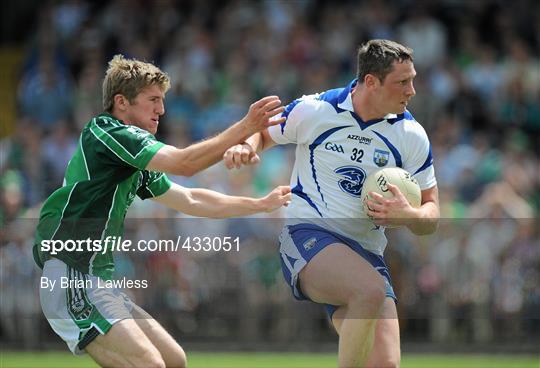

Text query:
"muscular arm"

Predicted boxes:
[[151, 183, 291, 218], [147, 96, 284, 176], [406, 186, 440, 235], [146, 129, 248, 177]]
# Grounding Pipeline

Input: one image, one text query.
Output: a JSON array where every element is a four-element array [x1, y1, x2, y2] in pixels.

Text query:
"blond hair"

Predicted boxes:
[[102, 55, 170, 112]]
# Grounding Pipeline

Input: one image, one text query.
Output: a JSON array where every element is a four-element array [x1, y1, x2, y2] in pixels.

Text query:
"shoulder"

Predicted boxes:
[[390, 110, 429, 140], [90, 115, 155, 140], [92, 114, 124, 129], [314, 86, 348, 112], [290, 86, 348, 116]]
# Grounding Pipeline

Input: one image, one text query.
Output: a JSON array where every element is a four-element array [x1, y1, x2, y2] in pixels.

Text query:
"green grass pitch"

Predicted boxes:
[[1, 351, 538, 367]]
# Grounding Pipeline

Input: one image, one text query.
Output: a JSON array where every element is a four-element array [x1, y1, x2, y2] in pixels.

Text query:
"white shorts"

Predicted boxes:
[[39, 259, 134, 355]]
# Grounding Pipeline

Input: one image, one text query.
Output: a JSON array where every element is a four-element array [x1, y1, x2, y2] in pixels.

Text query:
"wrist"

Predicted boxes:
[[407, 206, 422, 219], [236, 118, 255, 141], [243, 140, 257, 153], [255, 196, 270, 212]]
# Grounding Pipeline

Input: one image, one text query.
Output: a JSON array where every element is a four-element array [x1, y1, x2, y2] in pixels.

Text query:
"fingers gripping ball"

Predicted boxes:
[[361, 167, 421, 219]]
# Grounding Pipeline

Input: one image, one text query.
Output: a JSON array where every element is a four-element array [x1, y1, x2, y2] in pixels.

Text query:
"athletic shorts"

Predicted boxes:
[[278, 223, 397, 318], [39, 258, 134, 355]]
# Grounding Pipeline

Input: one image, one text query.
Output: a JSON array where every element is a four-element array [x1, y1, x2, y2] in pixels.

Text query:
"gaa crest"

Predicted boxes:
[[373, 149, 390, 167]]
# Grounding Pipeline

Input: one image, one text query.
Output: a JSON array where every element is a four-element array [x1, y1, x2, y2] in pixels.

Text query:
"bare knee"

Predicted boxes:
[[168, 348, 187, 368], [137, 348, 166, 368], [347, 278, 386, 317]]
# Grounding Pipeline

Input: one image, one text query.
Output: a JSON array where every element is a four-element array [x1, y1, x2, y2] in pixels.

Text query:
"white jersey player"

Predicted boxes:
[[224, 39, 440, 368], [267, 79, 436, 255]]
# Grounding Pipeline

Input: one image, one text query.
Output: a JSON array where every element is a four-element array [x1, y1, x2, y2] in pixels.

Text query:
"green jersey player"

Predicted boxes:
[[34, 54, 290, 368]]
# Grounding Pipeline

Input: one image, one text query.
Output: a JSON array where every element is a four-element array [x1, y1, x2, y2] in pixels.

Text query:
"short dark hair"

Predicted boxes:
[[356, 39, 413, 84]]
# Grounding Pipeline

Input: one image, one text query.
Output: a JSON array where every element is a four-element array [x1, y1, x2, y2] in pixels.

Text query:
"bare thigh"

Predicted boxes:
[[85, 318, 164, 368], [132, 304, 187, 368], [299, 243, 386, 317]]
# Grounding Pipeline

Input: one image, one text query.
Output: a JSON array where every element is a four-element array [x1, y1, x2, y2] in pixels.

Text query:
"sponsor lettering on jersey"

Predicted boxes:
[[347, 134, 372, 145], [324, 142, 345, 153], [373, 149, 390, 167]]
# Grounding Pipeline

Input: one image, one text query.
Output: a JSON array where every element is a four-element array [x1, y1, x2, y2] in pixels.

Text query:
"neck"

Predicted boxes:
[[351, 85, 385, 122], [110, 109, 127, 124]]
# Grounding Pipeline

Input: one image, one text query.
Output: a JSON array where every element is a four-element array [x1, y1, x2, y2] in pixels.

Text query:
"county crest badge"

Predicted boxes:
[[373, 149, 390, 167]]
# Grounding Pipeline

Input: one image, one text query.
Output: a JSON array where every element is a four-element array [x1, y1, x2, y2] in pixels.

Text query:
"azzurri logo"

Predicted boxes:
[[334, 166, 366, 197]]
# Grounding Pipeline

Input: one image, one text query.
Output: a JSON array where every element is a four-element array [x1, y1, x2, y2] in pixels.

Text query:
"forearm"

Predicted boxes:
[[185, 188, 267, 218], [245, 132, 263, 152], [406, 201, 440, 235], [179, 121, 253, 175], [147, 122, 254, 176], [245, 129, 275, 152], [153, 183, 289, 217], [183, 95, 283, 173]]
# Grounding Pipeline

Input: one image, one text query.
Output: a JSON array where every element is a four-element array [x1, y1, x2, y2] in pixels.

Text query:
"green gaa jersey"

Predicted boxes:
[[34, 113, 171, 280]]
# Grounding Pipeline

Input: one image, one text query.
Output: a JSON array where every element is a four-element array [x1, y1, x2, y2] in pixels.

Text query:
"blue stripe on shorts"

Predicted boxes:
[[279, 223, 396, 319]]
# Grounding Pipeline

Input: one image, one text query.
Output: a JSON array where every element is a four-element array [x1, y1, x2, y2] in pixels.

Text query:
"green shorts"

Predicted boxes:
[[39, 259, 134, 355]]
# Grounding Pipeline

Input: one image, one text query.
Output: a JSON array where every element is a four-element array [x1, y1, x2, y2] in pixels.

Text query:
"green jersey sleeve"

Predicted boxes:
[[137, 171, 172, 199], [89, 116, 164, 170]]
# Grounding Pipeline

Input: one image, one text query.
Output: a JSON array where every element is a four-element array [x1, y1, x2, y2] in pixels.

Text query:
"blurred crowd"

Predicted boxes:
[[1, 0, 539, 349]]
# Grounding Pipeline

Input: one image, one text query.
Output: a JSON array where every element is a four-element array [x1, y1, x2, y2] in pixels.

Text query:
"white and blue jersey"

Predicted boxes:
[[268, 79, 437, 256]]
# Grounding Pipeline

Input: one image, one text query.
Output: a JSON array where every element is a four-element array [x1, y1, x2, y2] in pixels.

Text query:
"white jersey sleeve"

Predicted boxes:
[[401, 120, 437, 190], [268, 96, 323, 145]]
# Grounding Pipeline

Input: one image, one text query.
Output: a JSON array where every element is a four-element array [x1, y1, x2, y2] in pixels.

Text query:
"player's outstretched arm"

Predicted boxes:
[[152, 183, 291, 218], [223, 128, 277, 169], [146, 96, 285, 176]]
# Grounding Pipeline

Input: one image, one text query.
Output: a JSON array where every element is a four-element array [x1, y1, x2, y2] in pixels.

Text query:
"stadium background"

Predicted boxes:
[[0, 0, 539, 365]]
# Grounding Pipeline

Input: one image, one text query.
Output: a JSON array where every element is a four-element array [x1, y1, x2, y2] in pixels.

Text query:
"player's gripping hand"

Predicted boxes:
[[223, 143, 260, 169], [260, 185, 291, 212], [240, 96, 286, 136], [365, 184, 417, 227]]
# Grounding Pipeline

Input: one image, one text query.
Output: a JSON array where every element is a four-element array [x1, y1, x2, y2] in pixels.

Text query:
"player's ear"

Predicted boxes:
[[364, 74, 378, 89], [114, 94, 128, 111]]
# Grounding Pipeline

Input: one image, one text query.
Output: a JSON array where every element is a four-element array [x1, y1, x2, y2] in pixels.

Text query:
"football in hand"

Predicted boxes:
[[361, 167, 421, 221]]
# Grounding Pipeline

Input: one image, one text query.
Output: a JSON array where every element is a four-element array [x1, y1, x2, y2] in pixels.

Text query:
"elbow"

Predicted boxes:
[[179, 168, 196, 177], [412, 218, 439, 235], [170, 149, 200, 177], [173, 164, 198, 177]]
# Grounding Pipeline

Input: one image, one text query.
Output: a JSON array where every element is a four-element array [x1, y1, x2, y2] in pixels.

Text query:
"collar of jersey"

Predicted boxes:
[[98, 112, 124, 124], [337, 79, 397, 130]]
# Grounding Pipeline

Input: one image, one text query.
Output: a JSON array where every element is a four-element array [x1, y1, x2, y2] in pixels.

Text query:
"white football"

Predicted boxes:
[[361, 167, 421, 217]]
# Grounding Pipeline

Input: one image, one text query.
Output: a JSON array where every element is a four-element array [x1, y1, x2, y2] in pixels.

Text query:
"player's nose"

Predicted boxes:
[[406, 82, 416, 97], [156, 100, 165, 115]]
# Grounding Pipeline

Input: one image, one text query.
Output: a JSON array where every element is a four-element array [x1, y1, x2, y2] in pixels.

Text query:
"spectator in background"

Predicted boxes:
[[17, 51, 74, 130], [41, 120, 77, 193], [397, 6, 447, 71]]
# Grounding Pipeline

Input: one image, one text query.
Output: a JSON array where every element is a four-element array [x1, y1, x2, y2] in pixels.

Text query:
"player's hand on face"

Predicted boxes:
[[262, 185, 292, 212], [365, 184, 415, 226], [241, 96, 286, 135], [223, 143, 260, 169]]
